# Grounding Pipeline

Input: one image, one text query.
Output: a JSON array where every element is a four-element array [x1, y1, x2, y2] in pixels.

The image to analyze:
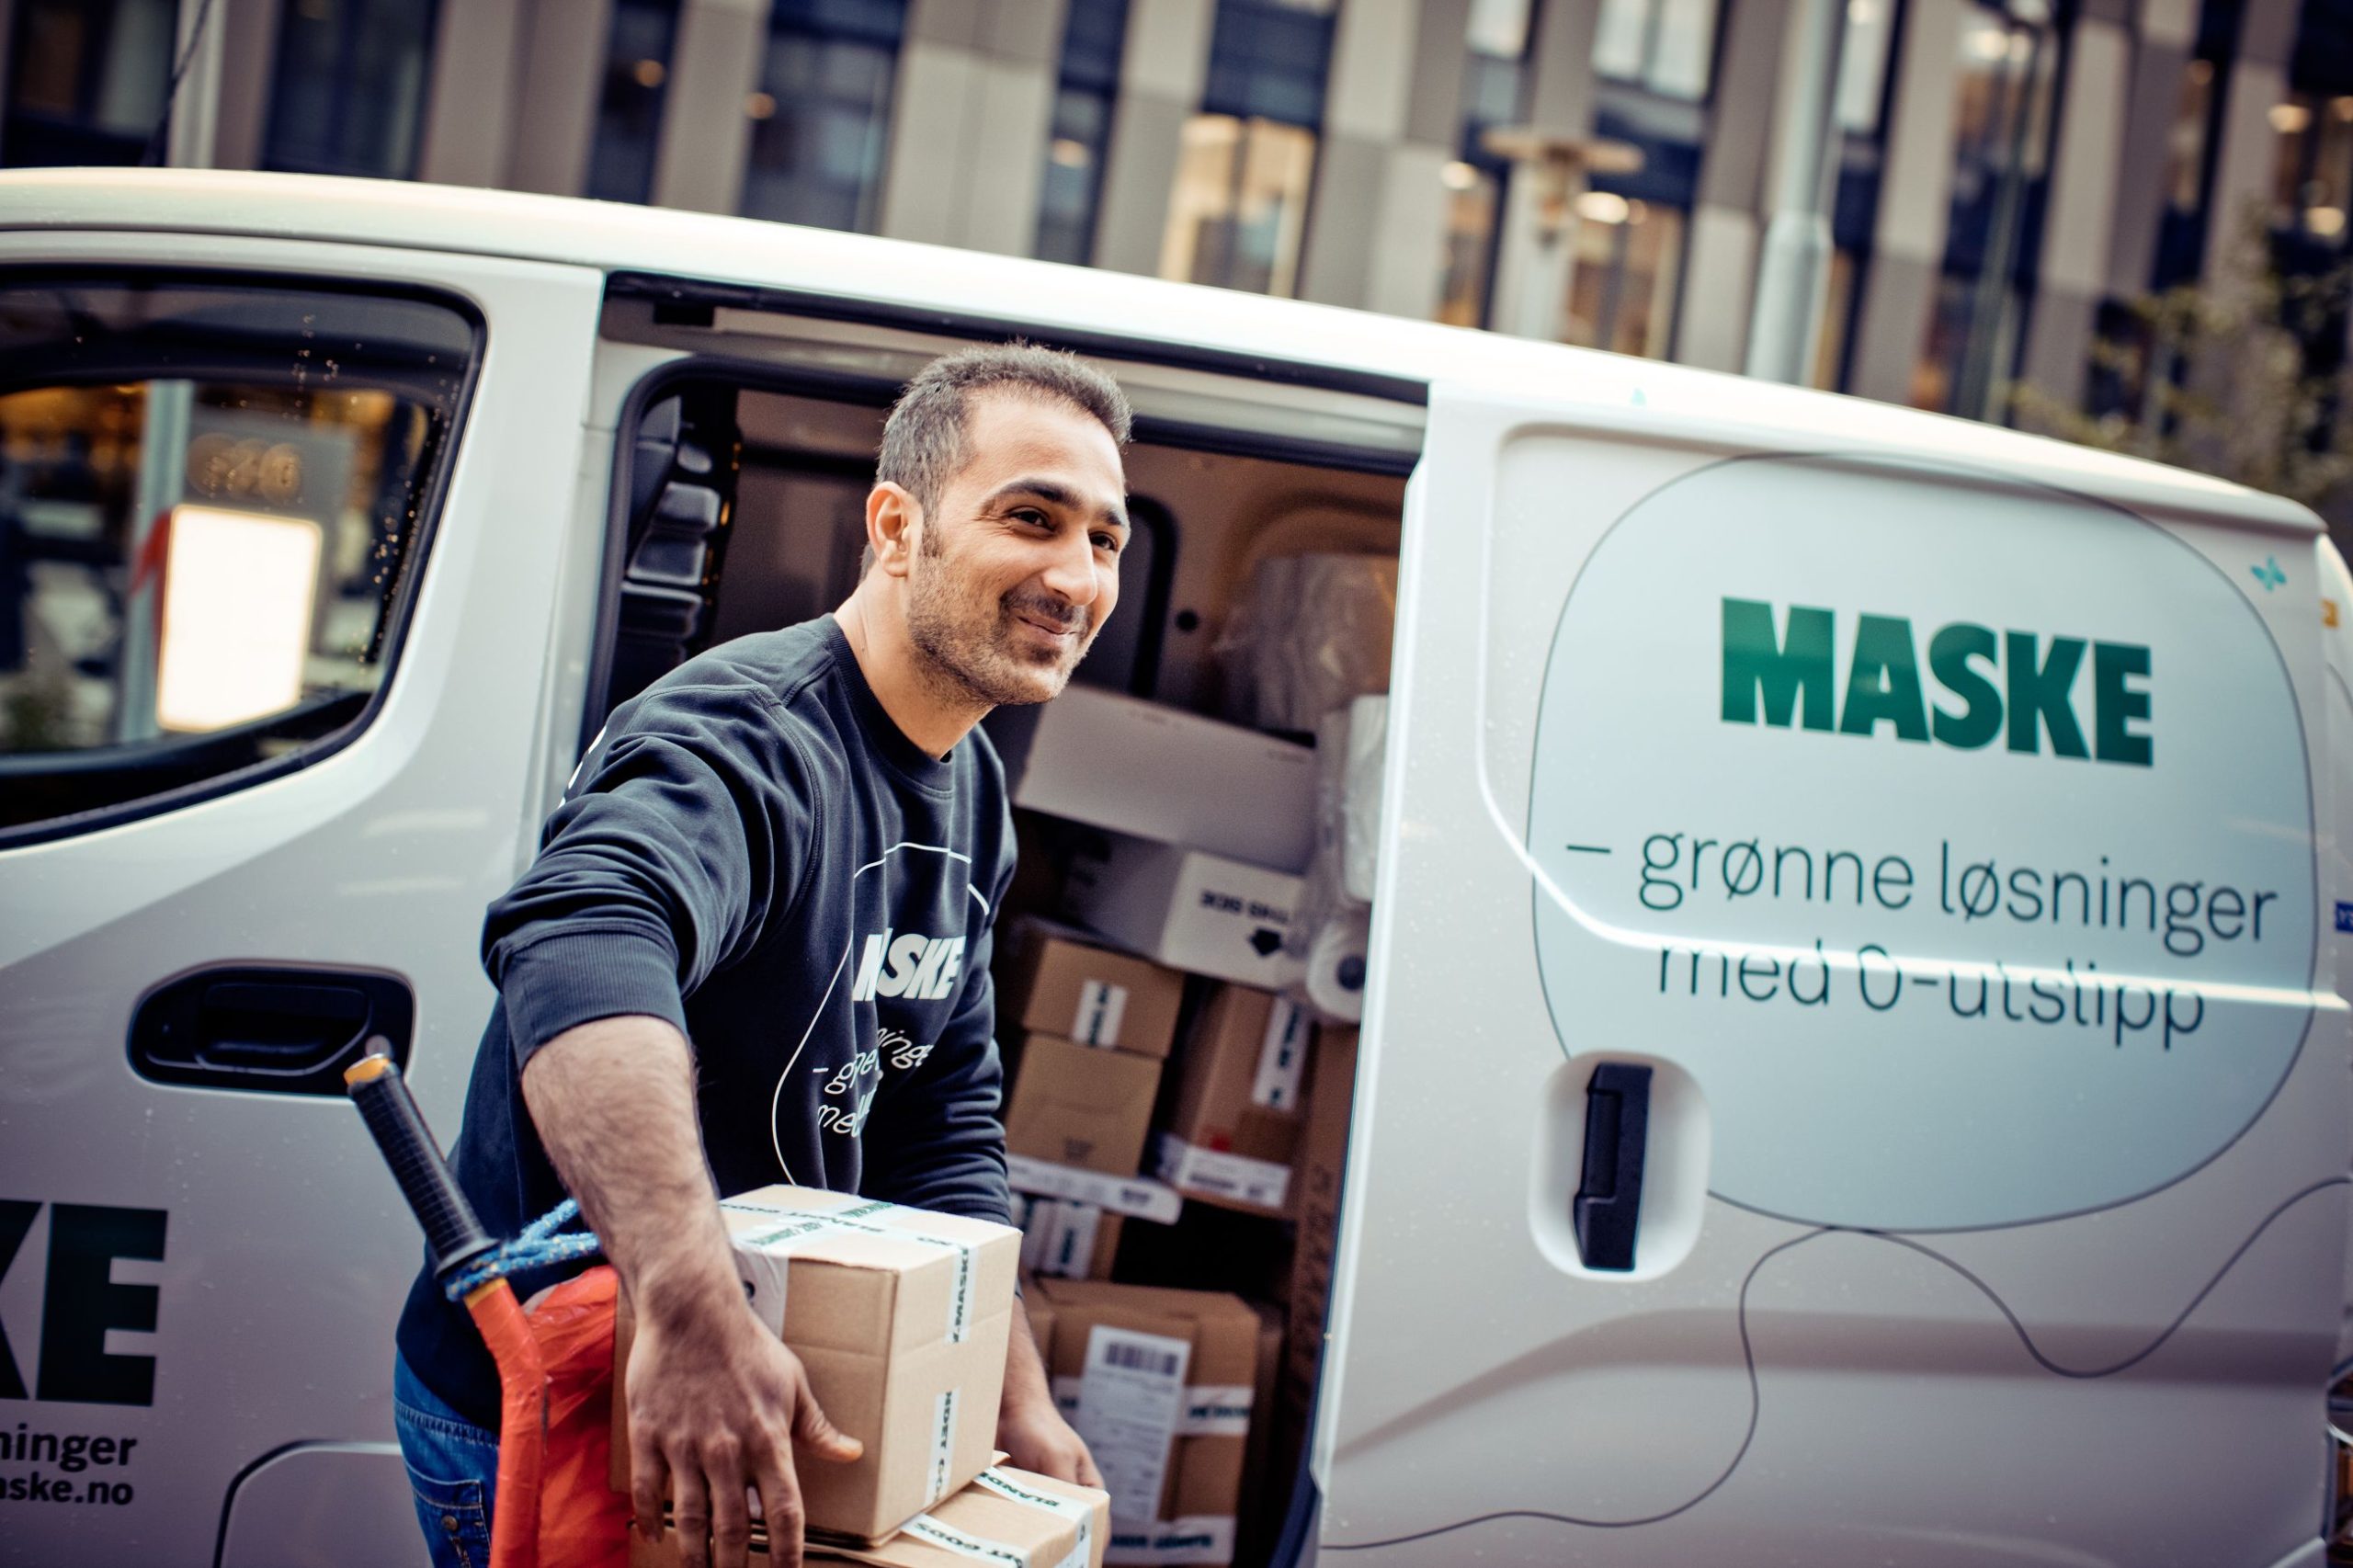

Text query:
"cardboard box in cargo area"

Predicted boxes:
[[1280, 1028, 1358, 1465], [1004, 922, 1185, 1059], [1155, 985, 1310, 1214], [1004, 1034, 1163, 1176], [631, 1464, 1110, 1568], [1017, 1195, 1124, 1278], [1062, 832, 1306, 991], [1034, 1278, 1259, 1566], [611, 1187, 1020, 1545], [987, 684, 1318, 873]]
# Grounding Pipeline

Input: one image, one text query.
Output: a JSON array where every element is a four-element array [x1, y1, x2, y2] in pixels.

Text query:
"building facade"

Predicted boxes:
[[4, 0, 2349, 432]]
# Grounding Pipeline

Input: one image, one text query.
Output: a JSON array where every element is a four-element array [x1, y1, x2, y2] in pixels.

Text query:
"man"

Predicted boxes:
[[392, 344, 1131, 1568]]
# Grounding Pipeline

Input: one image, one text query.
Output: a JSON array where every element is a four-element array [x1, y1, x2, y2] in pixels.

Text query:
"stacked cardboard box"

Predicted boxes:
[[1001, 929, 1185, 1185], [1016, 1194, 1124, 1278], [1031, 1278, 1260, 1566], [1279, 1028, 1358, 1469], [1062, 832, 1306, 992], [611, 1187, 1021, 1545], [1154, 985, 1311, 1216]]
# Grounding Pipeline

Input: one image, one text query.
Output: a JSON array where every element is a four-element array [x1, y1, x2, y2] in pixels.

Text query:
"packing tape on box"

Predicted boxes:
[[973, 1467, 1097, 1568], [1104, 1516, 1238, 1566], [722, 1195, 983, 1344], [1006, 1154, 1183, 1224], [929, 1385, 961, 1506], [1051, 1377, 1252, 1437], [1072, 979, 1130, 1047], [1249, 998, 1308, 1111], [1154, 1137, 1292, 1211], [901, 1512, 1036, 1565]]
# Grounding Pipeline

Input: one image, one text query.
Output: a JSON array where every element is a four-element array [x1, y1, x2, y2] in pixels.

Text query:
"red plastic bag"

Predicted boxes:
[[525, 1266, 631, 1568]]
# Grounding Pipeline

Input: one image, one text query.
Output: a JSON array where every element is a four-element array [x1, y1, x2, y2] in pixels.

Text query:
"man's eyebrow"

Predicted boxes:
[[987, 477, 1130, 533]]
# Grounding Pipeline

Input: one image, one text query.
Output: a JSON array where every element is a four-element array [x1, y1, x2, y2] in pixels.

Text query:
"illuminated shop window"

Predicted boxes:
[[1038, 0, 1131, 266], [739, 0, 908, 233]]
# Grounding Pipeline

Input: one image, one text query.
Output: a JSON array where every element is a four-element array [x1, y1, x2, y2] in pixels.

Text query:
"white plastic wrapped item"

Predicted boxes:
[[1302, 909, 1370, 1023], [1216, 554, 1397, 733], [1284, 698, 1384, 1021], [1338, 694, 1386, 904]]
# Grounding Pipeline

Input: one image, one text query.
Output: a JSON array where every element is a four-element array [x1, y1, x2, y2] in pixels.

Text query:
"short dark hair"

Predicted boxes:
[[877, 343, 1132, 521]]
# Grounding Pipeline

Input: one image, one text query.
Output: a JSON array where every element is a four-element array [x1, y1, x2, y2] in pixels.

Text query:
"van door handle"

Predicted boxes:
[[129, 967, 413, 1095], [1573, 1062, 1653, 1271]]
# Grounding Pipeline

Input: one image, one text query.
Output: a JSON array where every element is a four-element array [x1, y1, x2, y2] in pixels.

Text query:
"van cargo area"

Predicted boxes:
[[592, 301, 1415, 1564]]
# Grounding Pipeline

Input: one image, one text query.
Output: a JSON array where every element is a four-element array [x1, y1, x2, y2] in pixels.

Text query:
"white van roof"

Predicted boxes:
[[0, 167, 2311, 534]]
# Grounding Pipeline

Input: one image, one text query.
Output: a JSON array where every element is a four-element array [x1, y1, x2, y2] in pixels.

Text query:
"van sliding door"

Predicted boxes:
[[1313, 382, 2347, 1566]]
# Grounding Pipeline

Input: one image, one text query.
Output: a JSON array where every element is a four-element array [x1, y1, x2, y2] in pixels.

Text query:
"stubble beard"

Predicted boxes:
[[904, 538, 1097, 710]]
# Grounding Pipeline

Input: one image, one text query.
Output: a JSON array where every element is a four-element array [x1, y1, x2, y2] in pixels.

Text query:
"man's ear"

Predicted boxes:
[[866, 482, 922, 579]]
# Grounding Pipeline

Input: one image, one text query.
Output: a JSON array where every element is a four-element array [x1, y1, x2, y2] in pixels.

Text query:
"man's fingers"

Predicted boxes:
[[631, 1433, 669, 1544], [1074, 1447, 1103, 1490], [792, 1387, 864, 1464], [706, 1443, 755, 1568], [671, 1460, 713, 1568], [755, 1451, 806, 1568]]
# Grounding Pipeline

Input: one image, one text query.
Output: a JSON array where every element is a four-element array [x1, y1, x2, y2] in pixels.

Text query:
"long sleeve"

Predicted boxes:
[[484, 681, 818, 1066]]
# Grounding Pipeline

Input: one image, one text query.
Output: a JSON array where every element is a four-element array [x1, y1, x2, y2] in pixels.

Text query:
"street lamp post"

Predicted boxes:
[[1745, 0, 1848, 385]]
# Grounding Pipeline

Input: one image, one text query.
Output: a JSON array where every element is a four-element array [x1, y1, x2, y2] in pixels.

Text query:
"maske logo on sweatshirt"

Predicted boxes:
[[847, 931, 968, 1003]]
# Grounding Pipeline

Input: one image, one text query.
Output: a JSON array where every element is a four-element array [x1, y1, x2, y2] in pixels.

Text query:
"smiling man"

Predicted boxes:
[[391, 345, 1131, 1568]]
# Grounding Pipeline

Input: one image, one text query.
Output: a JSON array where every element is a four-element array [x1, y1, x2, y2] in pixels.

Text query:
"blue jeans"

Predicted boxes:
[[392, 1352, 501, 1568]]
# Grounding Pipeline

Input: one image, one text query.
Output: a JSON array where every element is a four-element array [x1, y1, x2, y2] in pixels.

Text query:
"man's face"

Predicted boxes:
[[901, 390, 1129, 708]]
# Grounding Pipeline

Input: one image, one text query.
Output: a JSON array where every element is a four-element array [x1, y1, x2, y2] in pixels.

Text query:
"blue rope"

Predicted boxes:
[[443, 1198, 603, 1301]]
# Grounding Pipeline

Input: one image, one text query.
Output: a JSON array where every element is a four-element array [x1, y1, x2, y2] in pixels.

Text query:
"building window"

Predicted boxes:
[[1914, 1, 2057, 416], [586, 0, 681, 205], [1593, 0, 1719, 101], [2, 0, 174, 168], [740, 0, 908, 233], [1038, 0, 1131, 266], [1436, 0, 1533, 327], [263, 0, 440, 179], [2153, 55, 2220, 288], [1563, 193, 1684, 357], [2270, 92, 2353, 245], [1162, 115, 1320, 296], [1161, 0, 1336, 297], [1836, 0, 1898, 133]]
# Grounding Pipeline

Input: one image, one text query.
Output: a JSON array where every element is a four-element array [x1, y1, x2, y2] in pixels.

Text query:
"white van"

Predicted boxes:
[[1, 168, 2347, 1568]]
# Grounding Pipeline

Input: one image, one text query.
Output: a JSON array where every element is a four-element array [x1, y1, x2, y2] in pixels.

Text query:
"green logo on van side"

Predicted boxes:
[[1720, 597, 2153, 767]]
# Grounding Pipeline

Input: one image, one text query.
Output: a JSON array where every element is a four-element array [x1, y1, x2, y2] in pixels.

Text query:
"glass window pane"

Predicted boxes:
[[1646, 0, 1717, 98], [1593, 0, 1651, 82], [1465, 0, 1532, 60], [1436, 165, 1502, 327], [1835, 0, 1896, 133], [586, 0, 681, 205], [1563, 198, 1683, 358], [1202, 0, 1337, 128], [0, 278, 478, 835], [1037, 0, 1131, 266], [1160, 114, 1317, 296], [3, 0, 175, 167], [740, 0, 907, 232], [262, 0, 440, 179]]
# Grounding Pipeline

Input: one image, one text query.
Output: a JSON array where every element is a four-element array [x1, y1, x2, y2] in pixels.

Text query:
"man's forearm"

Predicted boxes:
[[1004, 1296, 1054, 1412], [519, 1013, 738, 1326]]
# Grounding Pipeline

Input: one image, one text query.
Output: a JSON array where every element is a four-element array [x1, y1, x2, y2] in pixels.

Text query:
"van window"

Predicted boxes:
[[0, 276, 478, 839]]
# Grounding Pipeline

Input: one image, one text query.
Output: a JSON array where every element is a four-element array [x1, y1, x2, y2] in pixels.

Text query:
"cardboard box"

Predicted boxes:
[[1004, 922, 1186, 1059], [1033, 1278, 1257, 1564], [1063, 833, 1306, 991], [612, 1187, 1020, 1545], [1154, 986, 1310, 1215], [1006, 1154, 1184, 1224], [988, 684, 1318, 873], [1018, 1197, 1124, 1278], [1233, 1304, 1288, 1568], [1004, 1034, 1164, 1177], [1279, 1028, 1358, 1464], [632, 1464, 1110, 1568]]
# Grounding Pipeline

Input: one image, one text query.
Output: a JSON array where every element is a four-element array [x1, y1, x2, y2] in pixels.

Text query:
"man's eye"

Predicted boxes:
[[1093, 533, 1121, 553], [1013, 508, 1051, 528]]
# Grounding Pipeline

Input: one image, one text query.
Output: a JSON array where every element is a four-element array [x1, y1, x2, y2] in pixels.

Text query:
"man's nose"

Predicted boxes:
[[1038, 526, 1100, 607]]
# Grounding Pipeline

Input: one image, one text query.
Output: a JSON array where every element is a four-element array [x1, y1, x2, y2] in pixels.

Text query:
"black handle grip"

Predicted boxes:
[[345, 1052, 494, 1284]]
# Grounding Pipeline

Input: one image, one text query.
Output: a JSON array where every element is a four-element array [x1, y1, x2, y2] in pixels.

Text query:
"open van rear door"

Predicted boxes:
[[1313, 381, 2350, 1567]]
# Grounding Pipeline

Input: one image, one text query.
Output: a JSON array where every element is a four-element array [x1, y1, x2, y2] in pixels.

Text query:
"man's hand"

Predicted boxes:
[[627, 1293, 863, 1568], [519, 1016, 865, 1568], [996, 1387, 1101, 1487], [995, 1295, 1101, 1487]]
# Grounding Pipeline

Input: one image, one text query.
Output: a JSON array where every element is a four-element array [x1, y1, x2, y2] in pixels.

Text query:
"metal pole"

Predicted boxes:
[[165, 0, 225, 169], [1745, 0, 1849, 383]]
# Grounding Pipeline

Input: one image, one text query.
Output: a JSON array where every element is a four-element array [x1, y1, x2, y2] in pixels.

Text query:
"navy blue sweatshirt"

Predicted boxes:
[[395, 617, 1017, 1428]]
